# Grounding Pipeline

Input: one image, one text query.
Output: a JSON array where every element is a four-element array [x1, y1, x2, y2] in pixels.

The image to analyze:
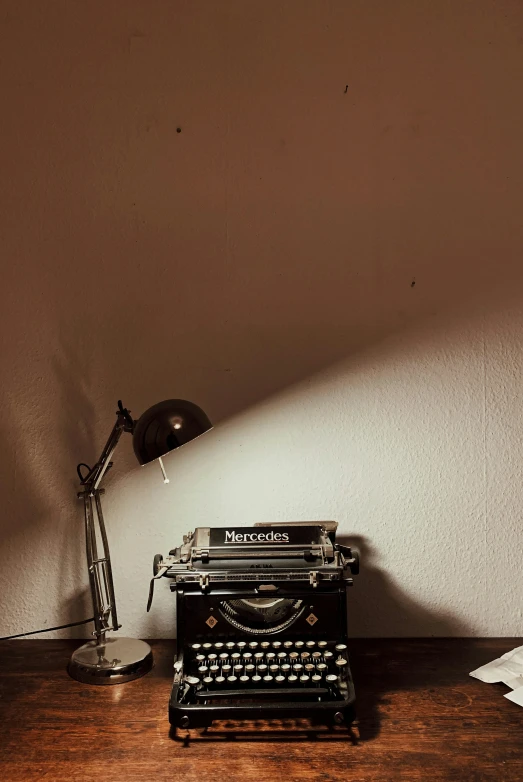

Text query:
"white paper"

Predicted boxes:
[[470, 645, 523, 707]]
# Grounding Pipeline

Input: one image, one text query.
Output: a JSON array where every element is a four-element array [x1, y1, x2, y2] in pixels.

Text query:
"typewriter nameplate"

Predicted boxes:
[[208, 526, 323, 546]]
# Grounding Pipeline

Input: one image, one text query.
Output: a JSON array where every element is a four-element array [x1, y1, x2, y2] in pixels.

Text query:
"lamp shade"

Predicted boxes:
[[132, 399, 212, 465]]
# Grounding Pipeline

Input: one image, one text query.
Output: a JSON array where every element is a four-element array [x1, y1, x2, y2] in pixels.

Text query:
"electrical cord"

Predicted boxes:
[[0, 617, 94, 640]]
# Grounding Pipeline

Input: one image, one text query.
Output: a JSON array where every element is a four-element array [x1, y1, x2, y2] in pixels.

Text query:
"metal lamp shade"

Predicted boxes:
[[133, 399, 212, 465]]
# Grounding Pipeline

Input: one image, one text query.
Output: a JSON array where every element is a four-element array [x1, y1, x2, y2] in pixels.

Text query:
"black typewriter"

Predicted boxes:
[[150, 521, 359, 729]]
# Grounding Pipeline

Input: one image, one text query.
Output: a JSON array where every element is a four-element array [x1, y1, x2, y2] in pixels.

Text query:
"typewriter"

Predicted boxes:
[[150, 521, 359, 729]]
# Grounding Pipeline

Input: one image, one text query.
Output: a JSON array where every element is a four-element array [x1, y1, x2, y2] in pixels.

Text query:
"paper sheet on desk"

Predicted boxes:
[[469, 645, 523, 707]]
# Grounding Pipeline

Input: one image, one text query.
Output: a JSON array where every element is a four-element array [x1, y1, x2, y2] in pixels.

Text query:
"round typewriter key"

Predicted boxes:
[[335, 643, 348, 652], [263, 675, 273, 682], [266, 652, 276, 660], [215, 676, 225, 684], [281, 663, 291, 672], [295, 641, 304, 648], [222, 664, 232, 674], [252, 674, 262, 683], [210, 664, 220, 673], [258, 664, 268, 673], [260, 641, 270, 649], [289, 652, 299, 660], [248, 641, 258, 649], [195, 654, 205, 662], [245, 664, 255, 673], [283, 641, 293, 648], [269, 664, 279, 673], [300, 674, 310, 683], [306, 641, 315, 648], [191, 643, 201, 650], [293, 663, 303, 673], [326, 674, 338, 683], [203, 642, 212, 650], [208, 653, 217, 661], [214, 642, 224, 650], [254, 652, 264, 660], [318, 641, 328, 648], [233, 664, 242, 673], [335, 658, 348, 667], [288, 674, 298, 683], [227, 675, 238, 683], [277, 651, 286, 659], [237, 641, 247, 650], [312, 674, 322, 683], [231, 652, 241, 660], [198, 665, 208, 674], [305, 663, 314, 672], [185, 676, 200, 685], [203, 676, 213, 685], [219, 652, 228, 660], [300, 651, 310, 660], [312, 651, 321, 659], [324, 651, 333, 660], [275, 675, 285, 683], [240, 675, 249, 683], [317, 663, 327, 672], [226, 641, 235, 650], [272, 641, 282, 649], [242, 652, 252, 660]]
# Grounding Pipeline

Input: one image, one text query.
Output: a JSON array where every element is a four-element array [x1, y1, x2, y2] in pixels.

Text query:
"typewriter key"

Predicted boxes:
[[266, 652, 276, 660], [312, 651, 321, 659], [245, 664, 255, 673], [215, 676, 225, 684], [295, 641, 304, 648], [306, 641, 315, 648], [305, 663, 314, 672], [254, 652, 264, 660], [195, 654, 205, 662], [203, 643, 212, 650], [293, 663, 303, 673], [242, 652, 252, 660], [335, 658, 348, 667], [275, 675, 285, 683], [198, 665, 208, 674], [226, 642, 235, 650], [203, 676, 213, 685], [312, 674, 322, 683], [210, 664, 220, 673], [222, 664, 232, 674], [289, 652, 299, 660], [335, 644, 348, 652], [240, 675, 249, 683], [248, 641, 258, 649], [231, 652, 241, 660], [324, 651, 334, 660], [191, 643, 201, 650], [227, 675, 238, 683], [233, 664, 242, 673], [185, 676, 200, 685], [281, 663, 291, 672], [269, 664, 279, 673], [219, 653, 228, 660], [208, 653, 217, 661], [317, 663, 327, 672], [258, 664, 268, 673], [318, 641, 328, 648], [301, 651, 310, 660], [326, 674, 338, 683], [277, 651, 287, 659], [272, 641, 282, 649], [252, 674, 262, 683], [261, 641, 270, 649], [283, 641, 293, 648], [300, 674, 310, 683], [214, 642, 224, 650], [263, 675, 273, 682], [237, 641, 247, 650], [288, 674, 298, 683]]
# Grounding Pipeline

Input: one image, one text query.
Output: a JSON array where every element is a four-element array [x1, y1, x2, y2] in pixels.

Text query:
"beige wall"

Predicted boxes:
[[1, 0, 523, 638]]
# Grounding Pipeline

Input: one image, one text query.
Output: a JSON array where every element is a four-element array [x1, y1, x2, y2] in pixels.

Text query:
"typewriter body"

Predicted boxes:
[[152, 521, 359, 729]]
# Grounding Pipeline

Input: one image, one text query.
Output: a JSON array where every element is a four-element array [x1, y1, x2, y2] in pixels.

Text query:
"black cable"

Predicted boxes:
[[0, 617, 94, 641]]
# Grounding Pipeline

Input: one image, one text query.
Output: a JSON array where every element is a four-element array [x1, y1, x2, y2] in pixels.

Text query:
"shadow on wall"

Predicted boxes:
[[340, 535, 472, 638]]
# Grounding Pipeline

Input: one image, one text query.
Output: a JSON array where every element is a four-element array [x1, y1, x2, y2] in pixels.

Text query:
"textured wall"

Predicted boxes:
[[1, 0, 523, 639]]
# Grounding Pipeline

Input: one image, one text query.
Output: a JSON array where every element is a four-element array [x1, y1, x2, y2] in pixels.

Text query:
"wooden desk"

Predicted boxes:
[[0, 639, 521, 781]]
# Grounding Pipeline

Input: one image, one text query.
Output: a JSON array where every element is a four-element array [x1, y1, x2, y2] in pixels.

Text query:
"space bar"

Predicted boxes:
[[196, 687, 329, 699]]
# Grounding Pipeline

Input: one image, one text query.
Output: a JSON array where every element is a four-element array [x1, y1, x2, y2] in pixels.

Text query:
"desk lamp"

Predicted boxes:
[[68, 399, 212, 685]]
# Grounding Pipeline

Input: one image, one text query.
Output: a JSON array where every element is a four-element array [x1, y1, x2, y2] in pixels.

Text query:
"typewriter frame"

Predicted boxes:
[[153, 523, 359, 730]]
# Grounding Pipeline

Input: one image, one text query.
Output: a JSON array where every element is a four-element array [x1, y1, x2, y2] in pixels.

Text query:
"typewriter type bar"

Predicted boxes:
[[151, 522, 359, 729]]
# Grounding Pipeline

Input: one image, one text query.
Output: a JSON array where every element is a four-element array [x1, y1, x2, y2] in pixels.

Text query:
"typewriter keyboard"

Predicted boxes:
[[182, 639, 351, 700]]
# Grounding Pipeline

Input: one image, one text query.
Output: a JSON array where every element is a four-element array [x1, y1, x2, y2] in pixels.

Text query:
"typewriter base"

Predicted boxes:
[[169, 685, 356, 729]]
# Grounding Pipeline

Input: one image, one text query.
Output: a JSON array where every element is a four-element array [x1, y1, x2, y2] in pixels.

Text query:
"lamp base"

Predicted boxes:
[[68, 636, 153, 685]]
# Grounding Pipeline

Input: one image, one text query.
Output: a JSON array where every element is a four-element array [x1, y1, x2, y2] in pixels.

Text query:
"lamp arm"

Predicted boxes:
[[78, 401, 134, 643]]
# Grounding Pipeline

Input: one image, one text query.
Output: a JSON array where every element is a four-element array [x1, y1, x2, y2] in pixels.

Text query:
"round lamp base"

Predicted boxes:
[[68, 636, 153, 685]]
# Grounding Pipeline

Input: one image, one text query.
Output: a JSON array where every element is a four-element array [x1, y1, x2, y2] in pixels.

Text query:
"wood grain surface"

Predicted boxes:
[[0, 639, 521, 781]]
